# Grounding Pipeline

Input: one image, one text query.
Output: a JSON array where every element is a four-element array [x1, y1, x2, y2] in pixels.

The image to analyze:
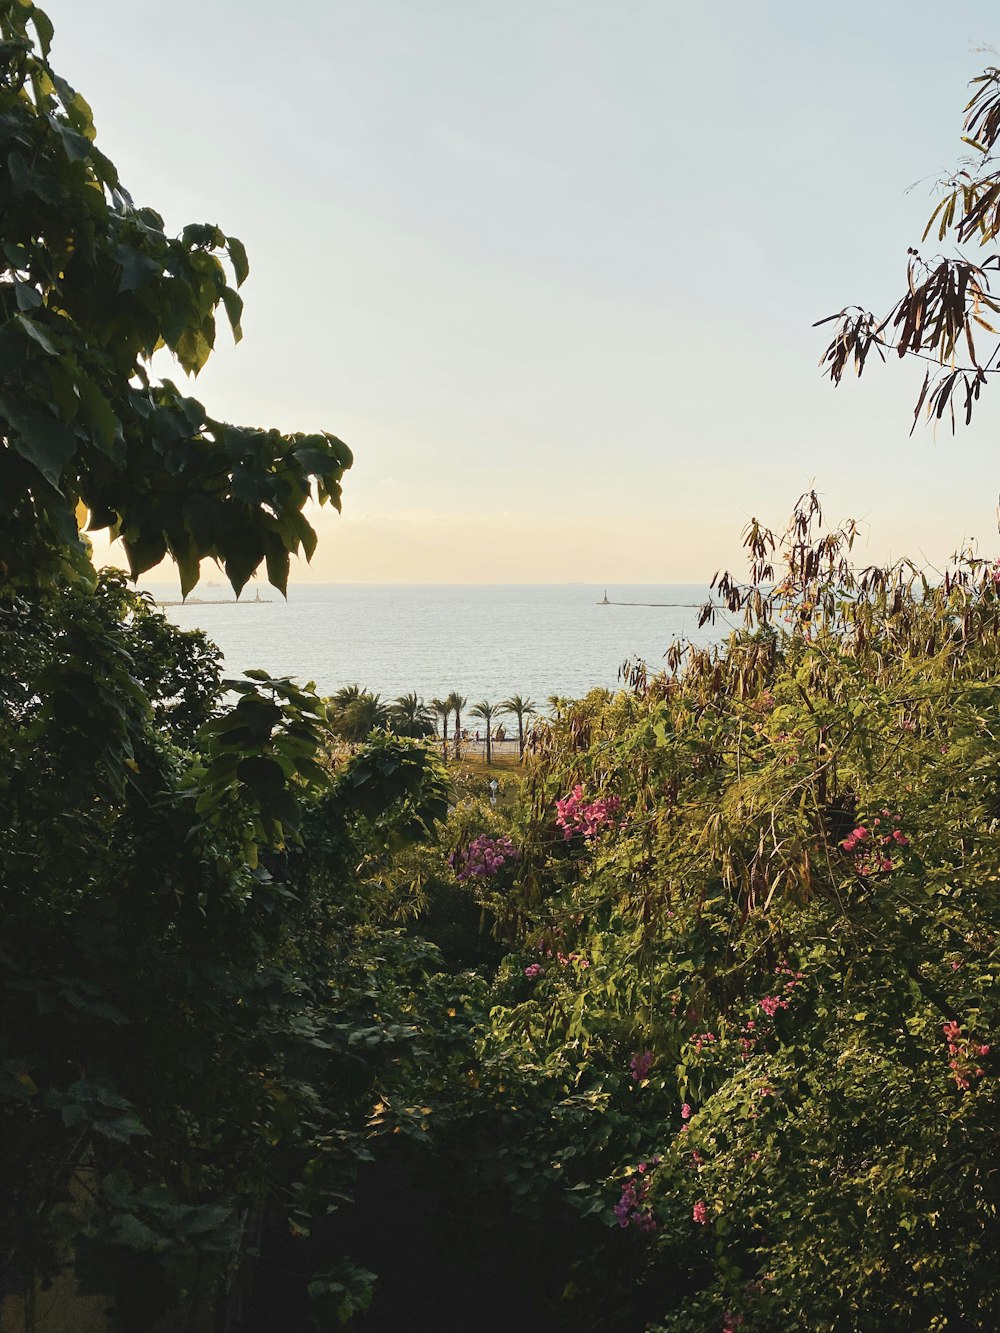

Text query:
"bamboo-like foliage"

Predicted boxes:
[[817, 65, 1000, 431], [482, 496, 1000, 1325], [517, 493, 1000, 931]]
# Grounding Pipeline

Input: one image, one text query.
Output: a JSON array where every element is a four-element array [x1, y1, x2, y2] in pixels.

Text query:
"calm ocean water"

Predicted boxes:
[[146, 584, 729, 705]]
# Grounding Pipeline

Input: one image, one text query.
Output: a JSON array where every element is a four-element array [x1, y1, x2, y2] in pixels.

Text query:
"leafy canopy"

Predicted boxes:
[[0, 0, 351, 597]]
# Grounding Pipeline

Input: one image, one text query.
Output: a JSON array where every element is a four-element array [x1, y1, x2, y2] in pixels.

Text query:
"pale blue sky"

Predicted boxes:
[[58, 0, 1000, 581]]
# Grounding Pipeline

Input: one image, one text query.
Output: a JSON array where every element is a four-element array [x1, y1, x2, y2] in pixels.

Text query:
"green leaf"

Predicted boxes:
[[236, 755, 287, 803], [111, 1213, 159, 1249], [78, 379, 120, 453], [14, 279, 41, 310], [94, 1114, 151, 1142], [264, 536, 289, 596], [113, 243, 161, 292], [1, 397, 76, 487], [176, 546, 201, 599], [0, 325, 31, 373], [31, 9, 54, 55], [223, 531, 265, 596], [7, 149, 63, 204], [15, 311, 57, 354], [174, 324, 213, 376], [220, 285, 243, 342], [226, 235, 249, 287], [123, 527, 168, 577]]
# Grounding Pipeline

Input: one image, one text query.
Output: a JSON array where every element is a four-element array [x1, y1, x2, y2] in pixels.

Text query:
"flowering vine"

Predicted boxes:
[[448, 834, 519, 881], [629, 1049, 654, 1081], [555, 785, 622, 840], [613, 1158, 661, 1231], [841, 809, 910, 876], [943, 1019, 990, 1091]]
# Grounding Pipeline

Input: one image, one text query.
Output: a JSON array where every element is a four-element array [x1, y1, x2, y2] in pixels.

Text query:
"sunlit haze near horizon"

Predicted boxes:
[[58, 0, 1000, 584]]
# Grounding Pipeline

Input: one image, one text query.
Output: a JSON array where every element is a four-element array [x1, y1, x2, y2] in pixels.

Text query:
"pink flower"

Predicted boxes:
[[680, 1102, 692, 1120], [692, 1199, 708, 1225], [555, 785, 622, 839], [450, 834, 519, 880], [944, 1021, 989, 1090], [841, 825, 870, 852], [630, 1050, 654, 1081], [524, 963, 542, 979]]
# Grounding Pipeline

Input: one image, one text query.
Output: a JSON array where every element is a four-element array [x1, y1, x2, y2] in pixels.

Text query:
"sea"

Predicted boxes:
[[144, 583, 732, 706]]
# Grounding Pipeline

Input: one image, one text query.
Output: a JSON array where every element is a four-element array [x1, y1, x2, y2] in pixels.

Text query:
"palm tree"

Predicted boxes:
[[430, 697, 451, 759], [330, 683, 364, 712], [446, 692, 467, 760], [329, 686, 389, 743], [470, 699, 498, 765], [389, 691, 435, 739], [500, 694, 537, 758], [328, 683, 363, 740]]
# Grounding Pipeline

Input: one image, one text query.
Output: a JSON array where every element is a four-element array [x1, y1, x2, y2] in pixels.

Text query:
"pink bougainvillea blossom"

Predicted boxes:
[[842, 813, 912, 876], [692, 1199, 708, 1225], [841, 825, 869, 852], [556, 951, 591, 969], [448, 834, 519, 881], [614, 1163, 659, 1232], [555, 785, 622, 840], [943, 1019, 990, 1091], [630, 1050, 654, 1081]]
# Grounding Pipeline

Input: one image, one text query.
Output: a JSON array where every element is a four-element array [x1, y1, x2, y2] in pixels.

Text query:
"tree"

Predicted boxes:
[[0, 0, 351, 599], [430, 696, 451, 759], [470, 700, 498, 765], [330, 683, 364, 711], [329, 687, 389, 743], [389, 691, 435, 739], [446, 691, 467, 760], [817, 64, 1000, 433], [0, 9, 456, 1323], [500, 694, 536, 758]]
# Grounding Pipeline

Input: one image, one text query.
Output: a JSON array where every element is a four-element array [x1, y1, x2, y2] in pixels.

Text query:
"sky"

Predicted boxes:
[[50, 0, 1000, 584]]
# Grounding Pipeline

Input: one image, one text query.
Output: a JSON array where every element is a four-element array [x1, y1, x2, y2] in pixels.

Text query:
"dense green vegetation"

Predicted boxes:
[[4, 4, 1000, 1330]]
